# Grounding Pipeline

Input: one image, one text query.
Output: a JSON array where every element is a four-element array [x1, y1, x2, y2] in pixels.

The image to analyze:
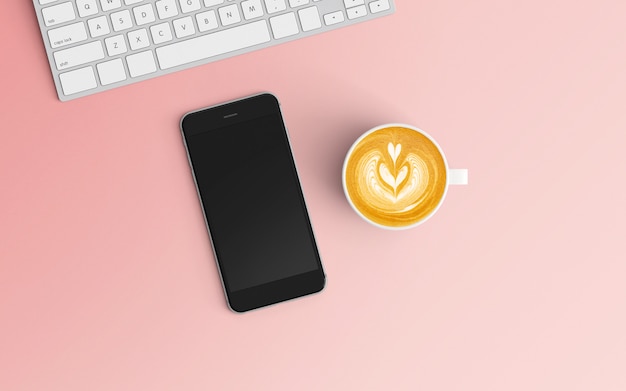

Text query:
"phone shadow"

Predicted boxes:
[[302, 109, 409, 203]]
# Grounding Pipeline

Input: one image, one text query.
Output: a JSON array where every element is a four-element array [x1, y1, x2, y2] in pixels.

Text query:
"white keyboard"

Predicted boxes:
[[33, 0, 395, 101]]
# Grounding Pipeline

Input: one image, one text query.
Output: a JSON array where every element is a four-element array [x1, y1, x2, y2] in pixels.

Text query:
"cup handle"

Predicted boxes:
[[449, 169, 468, 185]]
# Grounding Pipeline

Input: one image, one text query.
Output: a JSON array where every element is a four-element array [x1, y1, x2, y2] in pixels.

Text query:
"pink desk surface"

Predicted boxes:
[[2, 1, 625, 390]]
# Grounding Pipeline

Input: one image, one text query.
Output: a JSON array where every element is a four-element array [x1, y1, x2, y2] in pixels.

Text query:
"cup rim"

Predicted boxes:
[[342, 123, 451, 230]]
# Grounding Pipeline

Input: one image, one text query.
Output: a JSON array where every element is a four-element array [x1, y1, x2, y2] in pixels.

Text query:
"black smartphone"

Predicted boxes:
[[181, 93, 325, 312]]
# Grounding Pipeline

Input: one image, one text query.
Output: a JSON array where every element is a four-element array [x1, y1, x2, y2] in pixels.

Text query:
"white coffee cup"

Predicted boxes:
[[342, 124, 468, 230]]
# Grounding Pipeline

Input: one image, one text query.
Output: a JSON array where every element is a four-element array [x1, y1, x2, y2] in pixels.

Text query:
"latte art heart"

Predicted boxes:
[[359, 145, 430, 212], [344, 126, 448, 227]]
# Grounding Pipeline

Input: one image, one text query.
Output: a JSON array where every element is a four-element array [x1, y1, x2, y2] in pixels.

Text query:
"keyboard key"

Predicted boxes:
[[241, 0, 263, 20], [54, 40, 105, 70], [343, 0, 363, 7], [76, 0, 98, 17], [179, 0, 201, 13], [133, 4, 156, 25], [128, 28, 150, 50], [218, 4, 241, 26], [196, 10, 218, 31], [346, 5, 366, 19], [150, 22, 173, 44], [97, 58, 127, 85], [204, 0, 224, 6], [173, 16, 196, 38], [111, 10, 133, 31], [42, 2, 76, 27], [156, 0, 179, 19], [104, 34, 128, 56], [100, 0, 122, 11], [323, 10, 344, 25], [270, 12, 298, 39], [127, 50, 157, 77], [59, 66, 98, 95], [40, 0, 60, 4], [156, 20, 270, 69], [289, 0, 308, 7], [125, 0, 144, 4], [369, 0, 390, 13], [48, 22, 87, 49], [88, 16, 110, 38], [298, 6, 321, 32], [264, 0, 286, 14]]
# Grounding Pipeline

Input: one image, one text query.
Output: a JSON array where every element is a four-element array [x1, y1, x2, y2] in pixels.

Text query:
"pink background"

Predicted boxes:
[[2, 1, 626, 390]]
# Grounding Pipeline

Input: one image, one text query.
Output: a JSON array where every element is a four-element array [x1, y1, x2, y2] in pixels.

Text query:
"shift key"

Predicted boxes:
[[53, 41, 104, 70]]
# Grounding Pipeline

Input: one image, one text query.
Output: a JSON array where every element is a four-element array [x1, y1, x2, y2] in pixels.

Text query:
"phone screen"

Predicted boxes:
[[182, 94, 324, 311]]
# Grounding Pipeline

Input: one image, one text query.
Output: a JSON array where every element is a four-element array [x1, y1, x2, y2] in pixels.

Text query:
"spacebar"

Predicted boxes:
[[156, 20, 271, 70]]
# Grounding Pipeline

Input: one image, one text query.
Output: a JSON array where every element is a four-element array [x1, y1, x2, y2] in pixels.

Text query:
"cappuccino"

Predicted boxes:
[[343, 125, 453, 228]]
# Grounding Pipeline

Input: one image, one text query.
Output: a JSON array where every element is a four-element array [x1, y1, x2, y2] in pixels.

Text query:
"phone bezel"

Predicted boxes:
[[181, 93, 325, 312]]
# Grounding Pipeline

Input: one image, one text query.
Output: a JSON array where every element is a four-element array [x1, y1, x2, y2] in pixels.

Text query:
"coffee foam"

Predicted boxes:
[[344, 126, 447, 227]]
